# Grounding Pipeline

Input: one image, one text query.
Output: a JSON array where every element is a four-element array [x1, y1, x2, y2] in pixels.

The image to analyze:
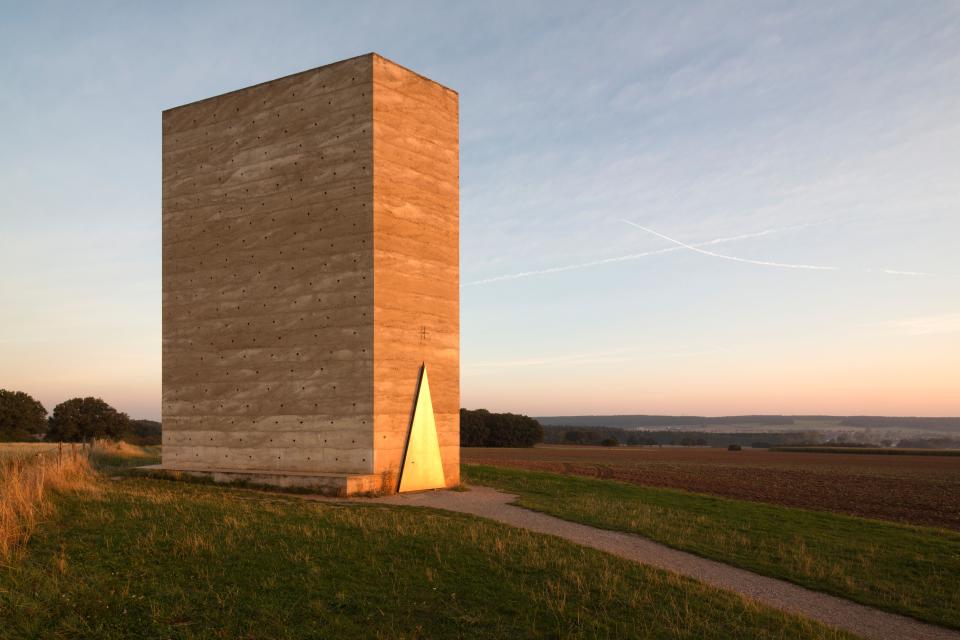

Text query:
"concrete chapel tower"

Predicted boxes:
[[160, 54, 459, 494]]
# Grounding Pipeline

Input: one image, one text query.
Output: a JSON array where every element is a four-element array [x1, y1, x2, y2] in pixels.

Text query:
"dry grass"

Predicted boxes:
[[0, 443, 59, 461], [90, 439, 149, 458], [0, 446, 96, 560]]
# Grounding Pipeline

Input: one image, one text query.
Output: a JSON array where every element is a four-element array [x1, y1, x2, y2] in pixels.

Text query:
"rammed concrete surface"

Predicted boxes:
[[162, 54, 458, 491], [138, 464, 384, 496], [372, 55, 460, 487]]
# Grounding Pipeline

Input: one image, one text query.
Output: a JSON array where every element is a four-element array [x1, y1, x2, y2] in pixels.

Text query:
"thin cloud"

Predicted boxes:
[[464, 225, 808, 286]]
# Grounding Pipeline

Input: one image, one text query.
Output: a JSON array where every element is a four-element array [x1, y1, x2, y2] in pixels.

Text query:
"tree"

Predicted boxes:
[[459, 409, 543, 447], [47, 397, 130, 442], [600, 437, 619, 447], [129, 419, 162, 445], [0, 389, 47, 441], [460, 408, 490, 447]]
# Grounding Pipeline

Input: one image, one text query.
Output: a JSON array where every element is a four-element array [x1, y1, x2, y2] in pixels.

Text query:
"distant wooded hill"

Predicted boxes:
[[537, 415, 960, 432]]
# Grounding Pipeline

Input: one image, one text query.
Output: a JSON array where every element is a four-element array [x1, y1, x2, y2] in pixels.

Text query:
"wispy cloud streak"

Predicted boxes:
[[464, 225, 807, 286], [621, 220, 838, 271], [622, 220, 951, 278]]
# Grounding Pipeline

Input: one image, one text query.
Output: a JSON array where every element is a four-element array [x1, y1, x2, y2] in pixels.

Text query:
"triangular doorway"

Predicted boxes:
[[398, 365, 446, 492]]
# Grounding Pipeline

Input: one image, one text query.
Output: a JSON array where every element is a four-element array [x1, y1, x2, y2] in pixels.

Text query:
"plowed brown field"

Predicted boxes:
[[462, 446, 960, 530]]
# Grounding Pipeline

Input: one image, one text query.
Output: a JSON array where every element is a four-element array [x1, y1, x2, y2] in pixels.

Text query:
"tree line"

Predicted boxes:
[[0, 389, 156, 443], [460, 409, 543, 447], [543, 425, 960, 450], [4, 390, 543, 448]]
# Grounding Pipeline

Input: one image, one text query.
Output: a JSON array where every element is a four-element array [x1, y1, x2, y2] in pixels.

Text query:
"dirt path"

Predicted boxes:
[[364, 487, 958, 640]]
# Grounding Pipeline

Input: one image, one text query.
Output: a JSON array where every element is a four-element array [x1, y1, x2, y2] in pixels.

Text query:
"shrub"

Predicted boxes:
[[728, 444, 742, 451], [601, 437, 619, 447], [0, 390, 47, 441], [47, 397, 130, 442]]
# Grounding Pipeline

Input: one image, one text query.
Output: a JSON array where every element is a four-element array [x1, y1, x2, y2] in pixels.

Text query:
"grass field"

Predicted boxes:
[[462, 464, 960, 630], [0, 446, 857, 639], [462, 445, 960, 529], [0, 442, 61, 460]]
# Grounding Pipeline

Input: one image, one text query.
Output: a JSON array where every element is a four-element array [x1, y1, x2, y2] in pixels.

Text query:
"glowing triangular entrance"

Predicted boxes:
[[398, 366, 446, 492]]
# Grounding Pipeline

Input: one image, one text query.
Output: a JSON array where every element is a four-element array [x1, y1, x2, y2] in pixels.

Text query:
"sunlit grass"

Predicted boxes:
[[463, 464, 960, 630], [0, 471, 854, 639]]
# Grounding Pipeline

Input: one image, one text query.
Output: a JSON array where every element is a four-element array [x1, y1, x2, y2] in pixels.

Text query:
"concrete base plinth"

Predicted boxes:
[[135, 464, 390, 496]]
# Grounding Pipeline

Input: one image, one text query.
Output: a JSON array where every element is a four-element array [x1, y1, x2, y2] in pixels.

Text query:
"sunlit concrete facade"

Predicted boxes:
[[161, 54, 459, 494]]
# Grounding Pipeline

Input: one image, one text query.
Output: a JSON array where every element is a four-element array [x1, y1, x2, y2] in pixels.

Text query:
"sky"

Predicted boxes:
[[1, 1, 958, 420]]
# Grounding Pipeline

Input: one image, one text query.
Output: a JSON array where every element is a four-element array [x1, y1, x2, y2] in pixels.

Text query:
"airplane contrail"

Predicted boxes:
[[622, 220, 949, 277], [874, 269, 932, 277], [620, 220, 838, 271], [463, 224, 808, 286]]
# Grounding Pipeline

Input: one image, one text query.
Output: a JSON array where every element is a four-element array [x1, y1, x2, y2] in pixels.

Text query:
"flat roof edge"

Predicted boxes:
[[162, 52, 456, 115]]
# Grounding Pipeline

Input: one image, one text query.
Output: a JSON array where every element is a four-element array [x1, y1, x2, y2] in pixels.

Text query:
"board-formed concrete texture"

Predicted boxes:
[[162, 53, 459, 494]]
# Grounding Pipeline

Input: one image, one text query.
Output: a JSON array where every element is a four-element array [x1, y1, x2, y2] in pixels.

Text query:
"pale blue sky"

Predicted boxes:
[[1, 1, 958, 420]]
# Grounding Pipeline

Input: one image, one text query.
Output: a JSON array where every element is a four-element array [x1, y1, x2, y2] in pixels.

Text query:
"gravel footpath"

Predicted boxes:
[[357, 486, 958, 640]]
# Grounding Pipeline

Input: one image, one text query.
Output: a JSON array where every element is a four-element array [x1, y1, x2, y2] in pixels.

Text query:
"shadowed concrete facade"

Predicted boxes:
[[161, 54, 459, 493]]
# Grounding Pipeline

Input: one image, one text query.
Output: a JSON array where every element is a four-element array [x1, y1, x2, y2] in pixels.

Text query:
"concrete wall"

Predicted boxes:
[[371, 56, 460, 486], [162, 54, 459, 488], [162, 55, 376, 474]]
